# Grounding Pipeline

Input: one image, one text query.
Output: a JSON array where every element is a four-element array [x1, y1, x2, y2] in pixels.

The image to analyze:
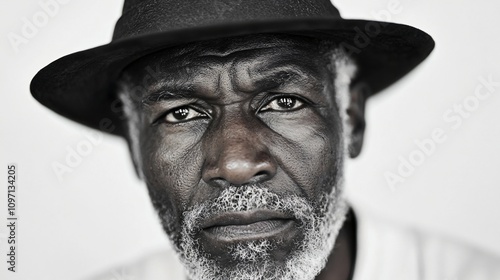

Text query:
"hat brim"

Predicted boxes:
[[30, 18, 434, 136]]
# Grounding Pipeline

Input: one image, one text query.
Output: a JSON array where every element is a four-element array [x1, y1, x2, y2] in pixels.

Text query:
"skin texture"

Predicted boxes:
[[118, 34, 366, 279]]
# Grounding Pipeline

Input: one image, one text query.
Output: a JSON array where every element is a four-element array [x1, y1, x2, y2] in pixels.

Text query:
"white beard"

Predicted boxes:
[[171, 180, 349, 280]]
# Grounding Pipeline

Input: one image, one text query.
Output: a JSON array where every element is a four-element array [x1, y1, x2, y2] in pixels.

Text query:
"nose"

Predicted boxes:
[[202, 118, 277, 187]]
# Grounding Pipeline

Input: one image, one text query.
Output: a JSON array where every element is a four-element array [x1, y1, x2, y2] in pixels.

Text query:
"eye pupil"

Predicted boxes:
[[173, 108, 189, 120], [277, 97, 295, 108]]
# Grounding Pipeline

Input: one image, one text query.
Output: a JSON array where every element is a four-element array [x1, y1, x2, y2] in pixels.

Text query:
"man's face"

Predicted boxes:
[[120, 35, 353, 279]]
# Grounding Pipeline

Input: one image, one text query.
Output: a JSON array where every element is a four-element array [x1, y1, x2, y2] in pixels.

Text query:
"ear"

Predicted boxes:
[[346, 82, 369, 158]]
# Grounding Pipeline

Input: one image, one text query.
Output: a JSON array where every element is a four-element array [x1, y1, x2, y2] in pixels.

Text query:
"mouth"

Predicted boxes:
[[200, 210, 296, 242]]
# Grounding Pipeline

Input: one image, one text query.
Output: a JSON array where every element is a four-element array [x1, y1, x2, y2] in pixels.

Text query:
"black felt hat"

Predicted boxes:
[[30, 0, 434, 136]]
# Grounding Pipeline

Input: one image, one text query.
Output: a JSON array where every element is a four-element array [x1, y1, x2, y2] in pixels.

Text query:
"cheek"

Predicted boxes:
[[264, 109, 343, 199], [140, 127, 205, 218]]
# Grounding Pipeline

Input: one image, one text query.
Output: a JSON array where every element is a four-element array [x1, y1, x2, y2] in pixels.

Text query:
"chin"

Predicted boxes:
[[166, 184, 349, 280]]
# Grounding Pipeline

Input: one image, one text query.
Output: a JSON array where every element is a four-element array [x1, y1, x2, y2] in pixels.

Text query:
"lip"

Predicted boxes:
[[201, 210, 296, 242]]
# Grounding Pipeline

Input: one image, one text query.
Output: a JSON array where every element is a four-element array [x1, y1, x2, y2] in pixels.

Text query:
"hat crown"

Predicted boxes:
[[114, 0, 341, 40], [122, 0, 340, 14]]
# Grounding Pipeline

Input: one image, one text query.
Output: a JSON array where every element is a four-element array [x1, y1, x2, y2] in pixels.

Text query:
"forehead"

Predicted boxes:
[[120, 34, 333, 94]]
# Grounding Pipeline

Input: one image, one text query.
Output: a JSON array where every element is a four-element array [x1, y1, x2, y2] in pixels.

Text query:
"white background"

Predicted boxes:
[[1, 0, 499, 279]]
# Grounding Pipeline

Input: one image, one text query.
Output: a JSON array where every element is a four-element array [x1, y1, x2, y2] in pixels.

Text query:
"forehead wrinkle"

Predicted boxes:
[[146, 76, 194, 94], [235, 47, 325, 86], [235, 62, 323, 94], [141, 60, 224, 100], [125, 40, 328, 105], [167, 43, 320, 92]]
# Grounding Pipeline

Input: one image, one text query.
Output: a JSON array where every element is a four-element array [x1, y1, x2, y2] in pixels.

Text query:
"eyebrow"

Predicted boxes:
[[141, 89, 195, 106], [251, 68, 307, 91]]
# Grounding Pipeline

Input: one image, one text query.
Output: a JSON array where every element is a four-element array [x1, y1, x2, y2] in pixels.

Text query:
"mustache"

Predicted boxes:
[[182, 185, 315, 233]]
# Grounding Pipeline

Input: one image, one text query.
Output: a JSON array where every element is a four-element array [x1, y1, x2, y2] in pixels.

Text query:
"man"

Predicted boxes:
[[30, 0, 499, 279]]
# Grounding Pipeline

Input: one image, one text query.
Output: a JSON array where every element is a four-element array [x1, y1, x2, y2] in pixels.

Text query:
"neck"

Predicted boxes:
[[315, 210, 357, 280]]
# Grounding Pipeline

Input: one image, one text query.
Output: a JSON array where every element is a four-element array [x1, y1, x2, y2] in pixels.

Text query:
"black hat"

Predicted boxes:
[[30, 0, 434, 136]]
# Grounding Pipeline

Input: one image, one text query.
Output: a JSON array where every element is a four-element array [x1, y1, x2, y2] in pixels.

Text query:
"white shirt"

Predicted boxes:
[[87, 211, 500, 280], [352, 212, 500, 280]]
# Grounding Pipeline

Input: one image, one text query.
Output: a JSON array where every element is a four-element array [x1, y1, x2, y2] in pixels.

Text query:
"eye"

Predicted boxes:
[[164, 106, 207, 123], [259, 96, 305, 112]]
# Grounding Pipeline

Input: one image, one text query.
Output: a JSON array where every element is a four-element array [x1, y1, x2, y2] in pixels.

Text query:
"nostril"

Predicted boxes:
[[209, 177, 231, 188], [247, 170, 273, 185], [254, 171, 268, 177]]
